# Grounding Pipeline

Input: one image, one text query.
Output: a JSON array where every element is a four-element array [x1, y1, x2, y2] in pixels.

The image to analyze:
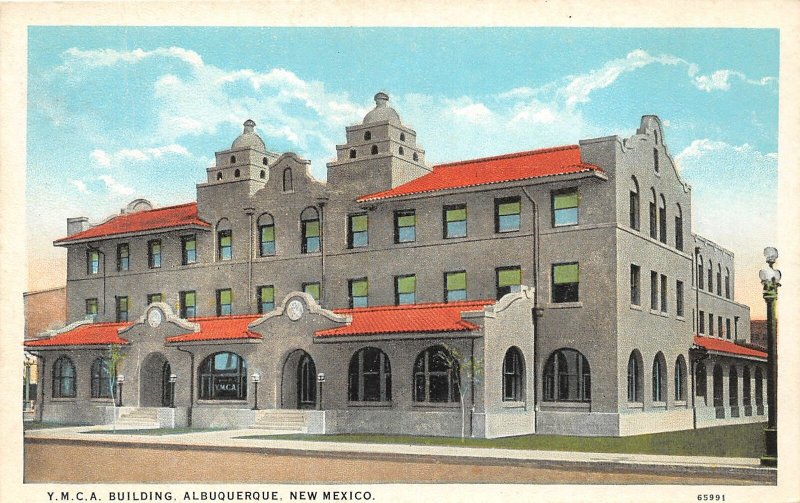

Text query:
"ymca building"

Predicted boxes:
[[25, 92, 768, 437]]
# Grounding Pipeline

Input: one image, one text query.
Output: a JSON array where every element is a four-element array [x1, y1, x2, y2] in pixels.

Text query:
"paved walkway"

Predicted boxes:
[[24, 425, 774, 480]]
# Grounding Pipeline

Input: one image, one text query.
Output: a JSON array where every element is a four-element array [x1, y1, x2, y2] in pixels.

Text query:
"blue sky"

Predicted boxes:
[[26, 27, 779, 316]]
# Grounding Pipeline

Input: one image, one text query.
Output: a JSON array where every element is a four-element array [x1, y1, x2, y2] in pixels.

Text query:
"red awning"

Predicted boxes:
[[166, 315, 262, 343], [25, 322, 130, 347], [693, 335, 767, 359]]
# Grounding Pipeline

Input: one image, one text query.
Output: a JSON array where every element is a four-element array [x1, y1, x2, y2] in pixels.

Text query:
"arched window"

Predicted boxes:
[[349, 149, 356, 159], [257, 213, 275, 257], [716, 265, 722, 296], [262, 157, 268, 165], [707, 259, 713, 293], [230, 155, 236, 164], [674, 355, 687, 401], [216, 172, 223, 181], [298, 354, 316, 406], [199, 352, 247, 400], [234, 168, 241, 178], [629, 176, 640, 230], [674, 204, 684, 251], [91, 357, 113, 399], [695, 362, 707, 404], [697, 255, 705, 290], [502, 347, 525, 401], [398, 146, 404, 156], [52, 356, 76, 398], [363, 131, 371, 141], [400, 132, 405, 141], [649, 189, 657, 239], [658, 195, 667, 244], [283, 168, 293, 192], [216, 218, 232, 261], [544, 348, 590, 402], [725, 268, 731, 299], [653, 147, 659, 173], [755, 367, 764, 407], [652, 352, 666, 402], [413, 152, 419, 161], [413, 345, 460, 403], [743, 366, 752, 412], [348, 347, 391, 402], [300, 207, 321, 254], [627, 350, 643, 402], [712, 364, 724, 408], [259, 170, 266, 179], [729, 366, 739, 407], [371, 145, 378, 155]]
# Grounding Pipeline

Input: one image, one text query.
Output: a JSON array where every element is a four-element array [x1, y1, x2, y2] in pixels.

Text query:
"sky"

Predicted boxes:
[[26, 27, 779, 318]]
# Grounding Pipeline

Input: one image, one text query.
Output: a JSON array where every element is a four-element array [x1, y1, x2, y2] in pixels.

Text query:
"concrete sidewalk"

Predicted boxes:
[[24, 425, 776, 481]]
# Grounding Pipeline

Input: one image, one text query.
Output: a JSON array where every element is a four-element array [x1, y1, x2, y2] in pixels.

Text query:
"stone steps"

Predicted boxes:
[[250, 410, 306, 432], [114, 407, 161, 429]]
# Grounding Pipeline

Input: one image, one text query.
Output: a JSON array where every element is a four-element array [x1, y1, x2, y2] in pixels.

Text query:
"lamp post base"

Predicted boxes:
[[761, 427, 777, 466]]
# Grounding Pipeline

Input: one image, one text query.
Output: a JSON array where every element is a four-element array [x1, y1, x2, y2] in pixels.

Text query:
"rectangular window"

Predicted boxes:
[[718, 316, 724, 340], [115, 296, 128, 322], [709, 313, 714, 336], [725, 274, 731, 299], [180, 290, 197, 318], [676, 280, 685, 317], [87, 250, 100, 275], [394, 274, 416, 305], [552, 263, 579, 303], [726, 318, 731, 340], [445, 270, 467, 302], [629, 191, 640, 230], [649, 201, 657, 239], [302, 219, 321, 253], [303, 282, 321, 301], [182, 235, 197, 265], [660, 274, 668, 313], [148, 240, 162, 268], [394, 210, 416, 243], [443, 204, 467, 238], [259, 224, 275, 256], [117, 243, 129, 271], [650, 271, 658, 310], [218, 230, 232, 261], [348, 278, 369, 308], [147, 293, 162, 305], [86, 298, 98, 316], [630, 265, 641, 305], [496, 266, 522, 300], [347, 214, 368, 248], [699, 310, 705, 333], [708, 268, 713, 293], [552, 190, 579, 227], [216, 288, 232, 316], [675, 215, 684, 251], [257, 285, 275, 314], [658, 205, 667, 243], [495, 197, 521, 233]]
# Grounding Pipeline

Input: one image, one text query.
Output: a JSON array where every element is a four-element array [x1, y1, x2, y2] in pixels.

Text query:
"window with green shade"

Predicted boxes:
[[148, 240, 162, 268], [217, 289, 232, 316], [260, 224, 275, 256], [394, 210, 416, 243], [258, 285, 274, 314], [348, 214, 368, 248], [117, 243, 129, 271], [147, 293, 162, 305], [182, 235, 197, 265], [301, 208, 321, 254], [443, 205, 467, 238], [445, 270, 467, 302], [218, 230, 232, 261], [496, 266, 521, 299], [349, 278, 369, 308], [180, 290, 197, 318], [87, 250, 100, 275], [552, 263, 579, 303], [86, 298, 98, 316], [495, 197, 521, 233], [303, 282, 321, 301], [552, 190, 579, 227], [395, 275, 416, 305], [116, 296, 129, 322]]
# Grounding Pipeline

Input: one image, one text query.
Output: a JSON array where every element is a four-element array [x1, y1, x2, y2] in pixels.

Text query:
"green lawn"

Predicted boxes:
[[239, 422, 767, 458]]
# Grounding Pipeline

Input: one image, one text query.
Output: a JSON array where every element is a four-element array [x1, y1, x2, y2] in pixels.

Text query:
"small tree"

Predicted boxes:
[[436, 343, 484, 441], [107, 344, 126, 431]]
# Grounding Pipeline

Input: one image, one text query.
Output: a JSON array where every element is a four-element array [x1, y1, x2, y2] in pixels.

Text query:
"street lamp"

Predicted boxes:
[[316, 372, 326, 411], [116, 375, 125, 407], [251, 373, 261, 410], [23, 355, 34, 412], [759, 246, 780, 467], [169, 373, 177, 408]]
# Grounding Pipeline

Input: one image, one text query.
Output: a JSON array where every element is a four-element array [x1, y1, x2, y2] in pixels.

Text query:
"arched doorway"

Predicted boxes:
[[141, 352, 171, 407], [281, 350, 317, 409]]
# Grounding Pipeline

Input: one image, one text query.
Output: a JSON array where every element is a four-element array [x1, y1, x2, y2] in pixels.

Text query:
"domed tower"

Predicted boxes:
[[205, 119, 280, 186], [327, 92, 430, 197]]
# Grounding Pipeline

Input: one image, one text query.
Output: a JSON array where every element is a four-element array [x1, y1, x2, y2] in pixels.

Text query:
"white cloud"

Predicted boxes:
[[449, 101, 493, 122], [70, 180, 90, 194], [90, 144, 191, 167], [98, 175, 135, 195], [90, 149, 111, 167], [61, 46, 204, 70]]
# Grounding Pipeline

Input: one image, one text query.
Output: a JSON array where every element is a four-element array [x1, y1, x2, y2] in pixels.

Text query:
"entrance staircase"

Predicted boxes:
[[250, 410, 307, 433], [113, 407, 161, 429]]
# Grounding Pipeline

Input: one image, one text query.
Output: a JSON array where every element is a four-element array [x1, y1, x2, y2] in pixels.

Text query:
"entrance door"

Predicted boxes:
[[297, 354, 316, 409], [161, 362, 173, 407]]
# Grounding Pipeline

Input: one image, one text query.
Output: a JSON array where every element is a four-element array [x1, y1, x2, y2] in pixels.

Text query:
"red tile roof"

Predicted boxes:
[[55, 202, 210, 244], [357, 145, 604, 202], [166, 315, 262, 343], [693, 335, 767, 359], [25, 322, 130, 347], [315, 300, 494, 337]]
